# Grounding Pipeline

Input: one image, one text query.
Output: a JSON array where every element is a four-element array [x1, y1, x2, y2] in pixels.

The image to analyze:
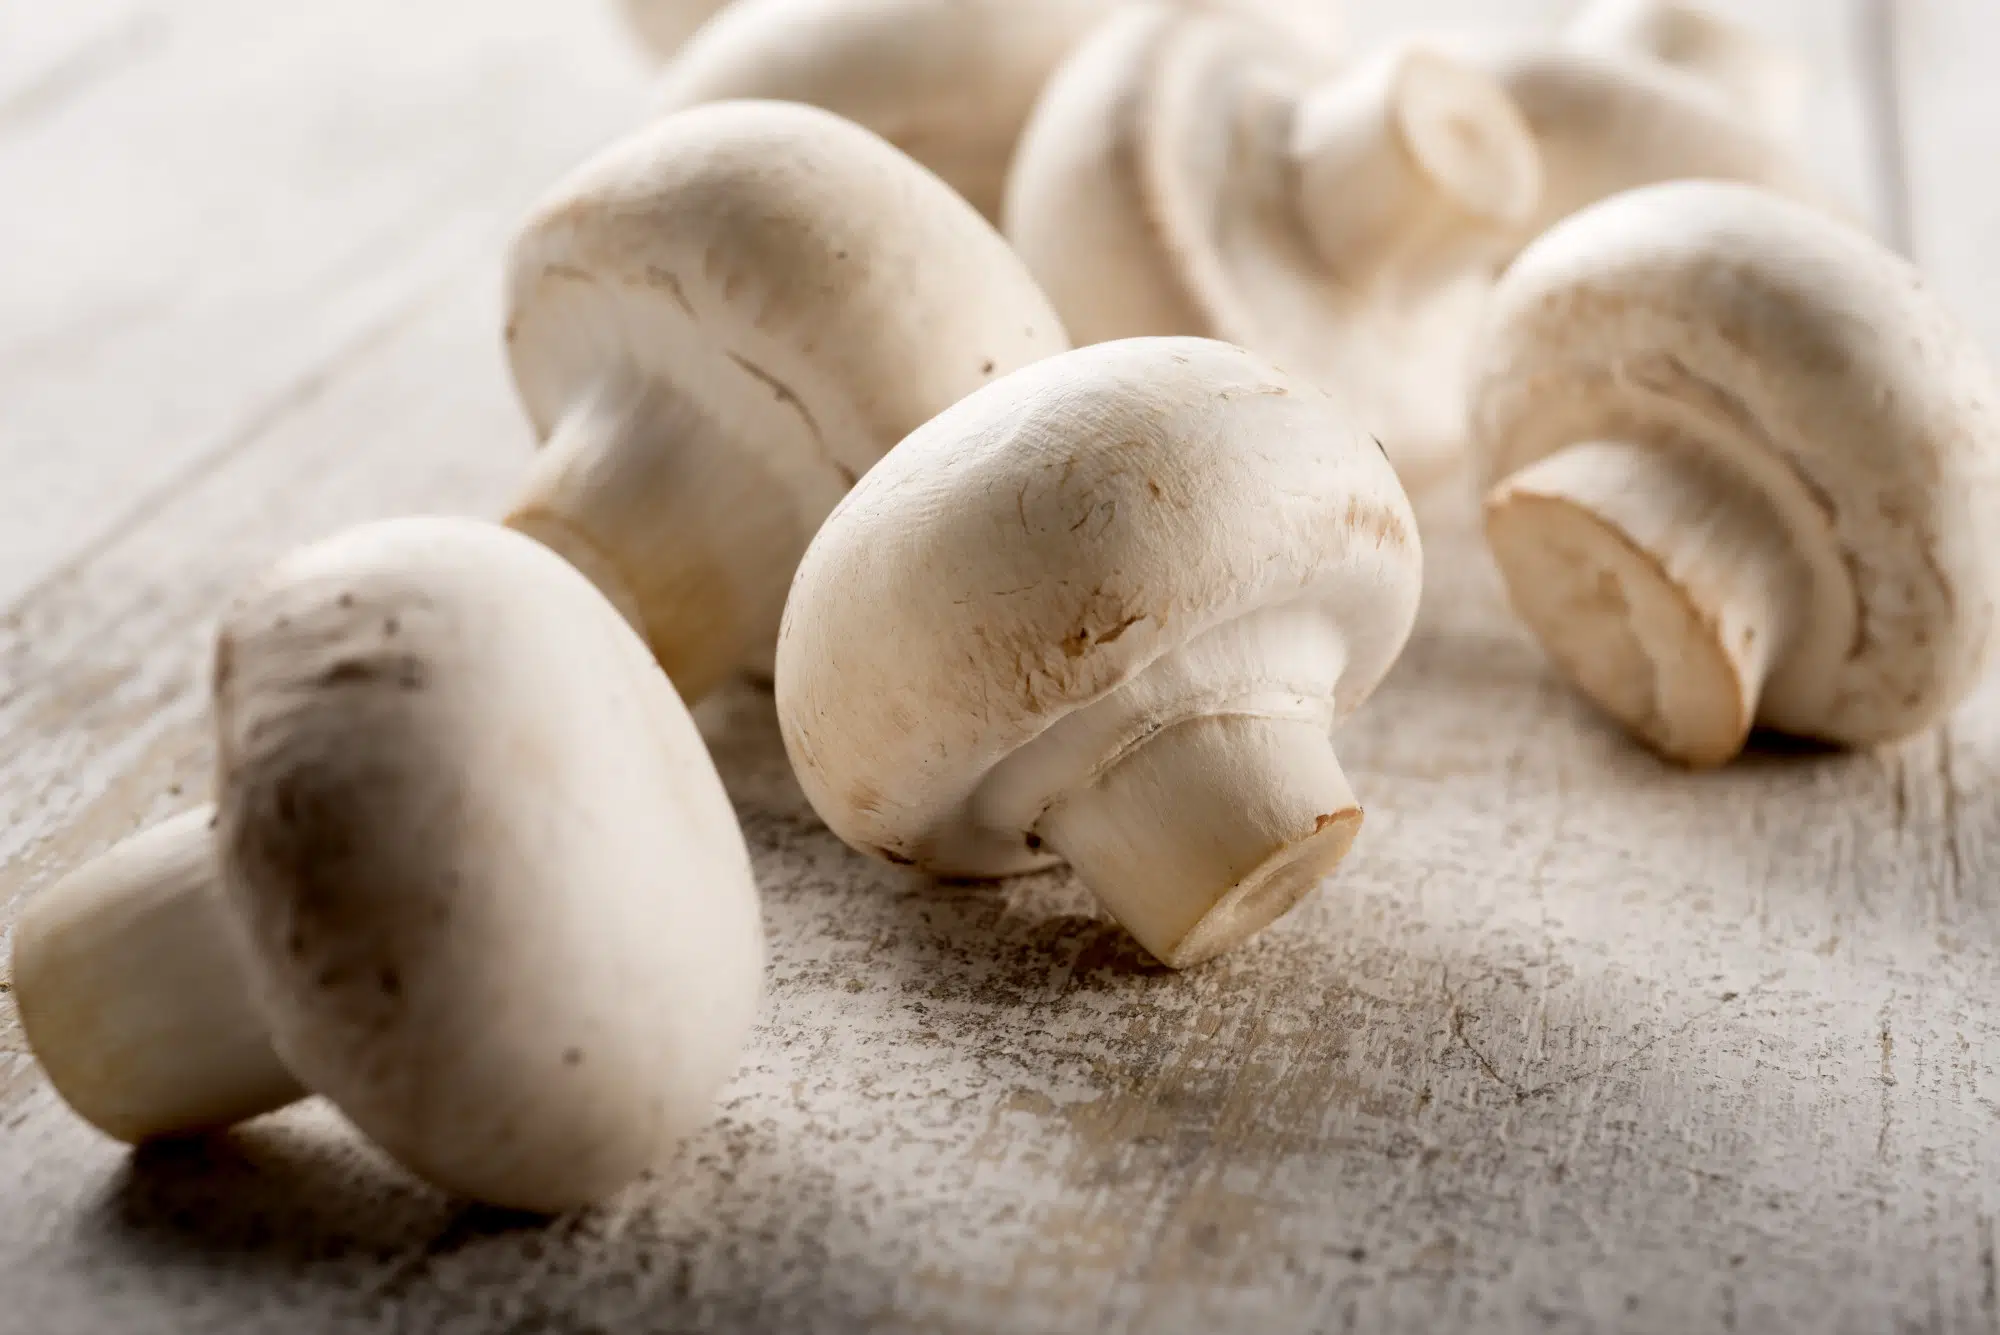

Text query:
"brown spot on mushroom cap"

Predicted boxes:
[[847, 779, 883, 818], [1061, 613, 1146, 658], [1342, 496, 1414, 554]]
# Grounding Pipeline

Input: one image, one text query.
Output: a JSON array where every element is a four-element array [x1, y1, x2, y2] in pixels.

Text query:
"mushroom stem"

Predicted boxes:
[[1483, 440, 1812, 767], [1036, 712, 1363, 969], [1565, 0, 1805, 137], [505, 375, 804, 702], [12, 808, 306, 1143], [1289, 43, 1541, 293]]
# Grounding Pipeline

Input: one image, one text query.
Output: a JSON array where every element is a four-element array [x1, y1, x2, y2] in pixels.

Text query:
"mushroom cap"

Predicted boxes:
[[1488, 43, 1832, 251], [506, 99, 1062, 486], [504, 100, 1065, 673], [654, 0, 1122, 220], [619, 0, 734, 60], [652, 0, 1345, 221], [1562, 0, 1806, 137], [1003, 5, 1533, 483], [212, 517, 764, 1212], [1471, 181, 2000, 746], [776, 336, 1421, 876]]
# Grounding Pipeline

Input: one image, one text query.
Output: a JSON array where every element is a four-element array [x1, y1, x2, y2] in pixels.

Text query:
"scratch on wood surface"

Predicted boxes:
[[1514, 977, 1782, 1102], [1939, 728, 1965, 912], [1450, 1001, 1523, 1100], [1877, 1000, 1897, 1162], [0, 11, 170, 139], [1981, 1214, 1997, 1330], [1448, 972, 1785, 1106]]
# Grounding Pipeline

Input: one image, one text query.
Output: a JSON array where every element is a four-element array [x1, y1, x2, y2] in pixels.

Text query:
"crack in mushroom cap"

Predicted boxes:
[[1003, 6, 1527, 485], [1472, 181, 2000, 747], [776, 336, 1421, 876], [504, 99, 1066, 547]]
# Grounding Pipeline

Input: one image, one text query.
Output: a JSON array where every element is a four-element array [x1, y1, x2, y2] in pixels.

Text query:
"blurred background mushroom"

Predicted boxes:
[[643, 0, 1346, 220]]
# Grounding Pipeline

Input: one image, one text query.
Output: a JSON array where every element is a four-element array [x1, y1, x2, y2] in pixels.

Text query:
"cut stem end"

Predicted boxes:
[[1484, 440, 1808, 768], [1293, 43, 1542, 288], [1037, 713, 1362, 968]]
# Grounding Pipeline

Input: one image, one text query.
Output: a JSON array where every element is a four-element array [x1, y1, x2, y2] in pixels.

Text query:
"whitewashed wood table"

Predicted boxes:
[[2, 2, 1996, 1331]]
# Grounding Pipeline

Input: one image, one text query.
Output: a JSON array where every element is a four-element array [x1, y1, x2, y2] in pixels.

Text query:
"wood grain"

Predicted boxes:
[[0, 0, 650, 612], [3, 2, 1996, 1333]]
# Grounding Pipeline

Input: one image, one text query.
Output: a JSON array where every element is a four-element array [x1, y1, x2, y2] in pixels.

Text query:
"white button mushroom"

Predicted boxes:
[[500, 100, 1067, 699], [776, 337, 1421, 968], [212, 517, 765, 1211], [649, 0, 1346, 222], [12, 807, 305, 1144], [618, 0, 734, 60], [1002, 5, 1542, 484], [1473, 181, 2000, 768], [14, 518, 765, 1212], [1563, 0, 1804, 139], [1483, 2, 1832, 258]]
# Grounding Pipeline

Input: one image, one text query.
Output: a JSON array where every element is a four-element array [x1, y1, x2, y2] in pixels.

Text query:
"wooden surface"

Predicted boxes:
[[1, 2, 1995, 1331]]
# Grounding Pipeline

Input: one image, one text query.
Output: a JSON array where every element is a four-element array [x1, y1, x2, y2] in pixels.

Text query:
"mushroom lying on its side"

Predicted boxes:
[[500, 100, 1066, 700], [1563, 0, 1804, 139], [14, 519, 766, 1213], [619, 0, 734, 59], [1484, 0, 1833, 259], [651, 0, 1346, 221], [1003, 5, 1541, 484], [777, 338, 1421, 968], [1474, 182, 2000, 768]]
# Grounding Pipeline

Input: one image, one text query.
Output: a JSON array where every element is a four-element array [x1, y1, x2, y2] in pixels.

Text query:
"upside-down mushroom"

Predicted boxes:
[[651, 0, 1345, 221], [1004, 5, 1541, 483]]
